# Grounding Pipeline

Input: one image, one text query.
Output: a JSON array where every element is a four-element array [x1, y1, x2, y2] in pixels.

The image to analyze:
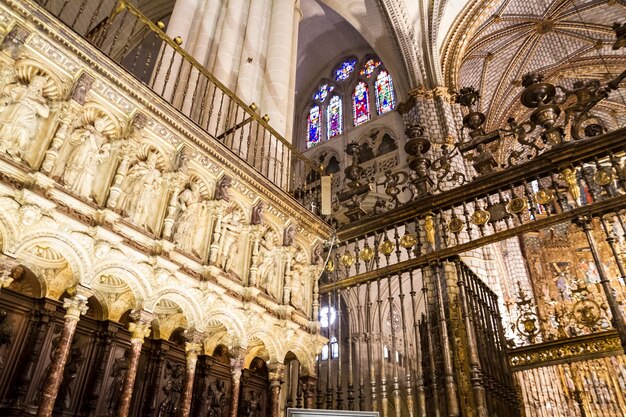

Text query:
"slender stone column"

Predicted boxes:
[[268, 362, 285, 417], [179, 329, 204, 417], [299, 375, 317, 409], [236, 0, 269, 104], [115, 310, 154, 417], [36, 287, 91, 417], [229, 347, 247, 417], [212, 0, 248, 90], [284, 3, 302, 140], [261, 0, 297, 136]]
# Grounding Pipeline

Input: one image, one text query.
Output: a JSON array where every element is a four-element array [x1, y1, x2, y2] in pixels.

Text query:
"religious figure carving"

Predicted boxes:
[[0, 75, 50, 162], [55, 343, 84, 411], [105, 350, 130, 416], [290, 249, 308, 311], [240, 390, 262, 417], [0, 309, 15, 372], [206, 380, 227, 417], [257, 229, 279, 298], [173, 181, 209, 257], [62, 117, 111, 199], [214, 176, 231, 201], [157, 363, 184, 417], [217, 208, 243, 272], [117, 151, 164, 232]]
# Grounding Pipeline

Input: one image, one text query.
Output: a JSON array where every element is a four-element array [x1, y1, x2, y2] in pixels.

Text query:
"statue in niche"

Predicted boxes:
[[157, 363, 184, 417], [240, 390, 262, 417], [206, 380, 226, 417], [217, 208, 243, 272], [0, 75, 50, 162], [62, 116, 111, 199], [173, 181, 209, 257], [105, 350, 131, 416], [290, 249, 308, 311], [0, 309, 15, 372], [117, 151, 164, 232], [257, 229, 279, 298], [55, 343, 84, 411]]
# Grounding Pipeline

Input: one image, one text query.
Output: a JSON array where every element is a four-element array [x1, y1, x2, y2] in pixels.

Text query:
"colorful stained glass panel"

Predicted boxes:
[[359, 59, 381, 77], [375, 70, 395, 115], [314, 83, 333, 102], [307, 105, 321, 148], [334, 58, 357, 81], [327, 95, 343, 138], [353, 82, 370, 126]]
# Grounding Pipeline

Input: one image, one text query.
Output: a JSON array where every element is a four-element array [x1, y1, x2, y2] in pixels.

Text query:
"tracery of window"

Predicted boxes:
[[353, 81, 370, 126], [334, 58, 357, 81], [320, 336, 339, 360], [307, 105, 321, 148], [327, 95, 343, 138], [314, 83, 334, 102], [360, 58, 381, 77], [375, 70, 395, 115]]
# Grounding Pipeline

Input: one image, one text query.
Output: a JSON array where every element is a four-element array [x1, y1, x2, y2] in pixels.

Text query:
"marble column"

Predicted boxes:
[[115, 310, 154, 417], [179, 329, 204, 417], [261, 0, 297, 136], [300, 375, 317, 409], [268, 362, 285, 417], [284, 3, 302, 141], [36, 287, 91, 417], [229, 347, 247, 417]]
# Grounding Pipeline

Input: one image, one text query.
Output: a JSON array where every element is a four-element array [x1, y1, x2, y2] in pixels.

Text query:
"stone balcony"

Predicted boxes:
[[0, 0, 331, 369]]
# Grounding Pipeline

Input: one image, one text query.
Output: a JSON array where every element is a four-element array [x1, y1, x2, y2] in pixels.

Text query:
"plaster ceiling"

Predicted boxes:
[[443, 0, 626, 130]]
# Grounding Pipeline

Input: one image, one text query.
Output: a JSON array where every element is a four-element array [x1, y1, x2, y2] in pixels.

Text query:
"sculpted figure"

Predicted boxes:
[[217, 209, 243, 272], [62, 117, 111, 199], [206, 380, 226, 417], [173, 182, 208, 257], [258, 230, 278, 298], [105, 350, 130, 416], [118, 151, 163, 231], [0, 75, 50, 162], [290, 249, 308, 310], [157, 364, 184, 417]]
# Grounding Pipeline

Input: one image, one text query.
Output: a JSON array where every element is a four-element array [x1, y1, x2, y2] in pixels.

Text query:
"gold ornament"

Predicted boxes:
[[340, 253, 355, 267], [423, 213, 436, 244], [559, 167, 580, 203], [359, 247, 374, 261], [593, 168, 614, 186], [448, 217, 464, 234], [380, 239, 395, 255], [506, 197, 527, 214], [534, 189, 553, 205], [471, 209, 490, 226], [325, 259, 335, 272], [399, 233, 416, 248]]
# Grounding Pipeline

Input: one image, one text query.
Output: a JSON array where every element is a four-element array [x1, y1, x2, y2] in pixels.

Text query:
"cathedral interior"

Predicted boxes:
[[0, 0, 625, 416]]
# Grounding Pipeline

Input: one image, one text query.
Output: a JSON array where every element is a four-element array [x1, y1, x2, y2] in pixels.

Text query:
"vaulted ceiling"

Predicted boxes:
[[441, 0, 626, 131]]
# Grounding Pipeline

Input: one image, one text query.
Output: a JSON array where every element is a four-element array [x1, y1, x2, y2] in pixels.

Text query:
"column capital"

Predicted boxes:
[[63, 286, 92, 320], [184, 327, 204, 357], [268, 362, 285, 383], [128, 310, 153, 343]]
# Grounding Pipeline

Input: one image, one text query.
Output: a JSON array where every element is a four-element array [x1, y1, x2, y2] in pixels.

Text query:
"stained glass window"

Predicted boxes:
[[314, 83, 334, 102], [375, 70, 395, 115], [307, 105, 321, 148], [353, 82, 370, 126], [360, 59, 381, 77], [334, 58, 357, 81], [327, 95, 342, 138]]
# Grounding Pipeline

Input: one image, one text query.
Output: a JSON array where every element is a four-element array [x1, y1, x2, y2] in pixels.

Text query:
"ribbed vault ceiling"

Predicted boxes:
[[443, 0, 626, 131]]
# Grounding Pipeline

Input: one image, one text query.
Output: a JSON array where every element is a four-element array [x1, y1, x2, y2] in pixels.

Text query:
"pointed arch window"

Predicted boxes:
[[375, 70, 395, 115], [307, 105, 321, 148], [327, 95, 343, 138], [353, 81, 370, 126]]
